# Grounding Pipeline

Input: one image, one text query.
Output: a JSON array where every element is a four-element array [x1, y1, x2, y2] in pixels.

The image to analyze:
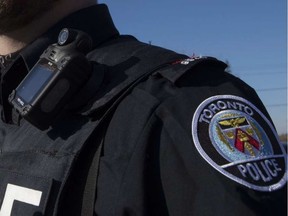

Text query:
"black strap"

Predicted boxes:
[[81, 140, 103, 216]]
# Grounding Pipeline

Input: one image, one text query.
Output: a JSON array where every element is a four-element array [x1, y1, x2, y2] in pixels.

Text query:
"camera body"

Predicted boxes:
[[9, 28, 93, 130]]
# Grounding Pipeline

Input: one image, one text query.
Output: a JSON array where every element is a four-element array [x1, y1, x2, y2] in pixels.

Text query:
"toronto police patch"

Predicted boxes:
[[192, 95, 287, 191]]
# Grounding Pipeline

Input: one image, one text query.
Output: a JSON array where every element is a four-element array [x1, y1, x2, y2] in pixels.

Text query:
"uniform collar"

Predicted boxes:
[[20, 4, 119, 70]]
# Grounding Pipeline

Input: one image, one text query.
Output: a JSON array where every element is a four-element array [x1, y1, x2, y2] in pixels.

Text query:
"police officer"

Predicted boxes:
[[0, 0, 286, 215]]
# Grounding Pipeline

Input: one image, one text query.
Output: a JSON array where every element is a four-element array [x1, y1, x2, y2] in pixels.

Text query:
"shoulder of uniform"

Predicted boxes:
[[154, 56, 227, 84]]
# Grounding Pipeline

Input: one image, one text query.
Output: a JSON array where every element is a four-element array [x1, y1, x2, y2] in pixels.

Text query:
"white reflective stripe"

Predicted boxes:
[[0, 184, 42, 216]]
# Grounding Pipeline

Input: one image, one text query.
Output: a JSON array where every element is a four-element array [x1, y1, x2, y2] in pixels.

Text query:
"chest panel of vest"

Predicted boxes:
[[0, 114, 100, 215]]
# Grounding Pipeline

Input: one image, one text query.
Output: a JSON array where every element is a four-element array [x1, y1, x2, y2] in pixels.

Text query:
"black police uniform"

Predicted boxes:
[[0, 4, 286, 216]]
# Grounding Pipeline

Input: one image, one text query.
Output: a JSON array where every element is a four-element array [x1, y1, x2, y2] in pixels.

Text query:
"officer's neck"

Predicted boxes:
[[0, 0, 96, 55]]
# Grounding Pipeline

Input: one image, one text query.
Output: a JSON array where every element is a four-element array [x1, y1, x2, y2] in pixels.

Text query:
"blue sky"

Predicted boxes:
[[100, 0, 287, 134]]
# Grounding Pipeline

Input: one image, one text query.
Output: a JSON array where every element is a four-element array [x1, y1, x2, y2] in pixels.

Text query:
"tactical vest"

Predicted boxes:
[[0, 36, 225, 215]]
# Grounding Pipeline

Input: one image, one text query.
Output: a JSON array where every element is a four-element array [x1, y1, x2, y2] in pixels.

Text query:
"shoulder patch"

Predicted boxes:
[[191, 95, 287, 191]]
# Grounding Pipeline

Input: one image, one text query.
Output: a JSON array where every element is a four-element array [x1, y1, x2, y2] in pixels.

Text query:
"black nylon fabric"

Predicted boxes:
[[0, 114, 98, 215]]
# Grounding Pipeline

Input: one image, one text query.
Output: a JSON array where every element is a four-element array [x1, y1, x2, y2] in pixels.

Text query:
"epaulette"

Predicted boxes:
[[155, 56, 227, 84]]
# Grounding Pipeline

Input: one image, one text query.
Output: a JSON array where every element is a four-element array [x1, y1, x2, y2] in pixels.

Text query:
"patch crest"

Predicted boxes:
[[192, 95, 287, 191]]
